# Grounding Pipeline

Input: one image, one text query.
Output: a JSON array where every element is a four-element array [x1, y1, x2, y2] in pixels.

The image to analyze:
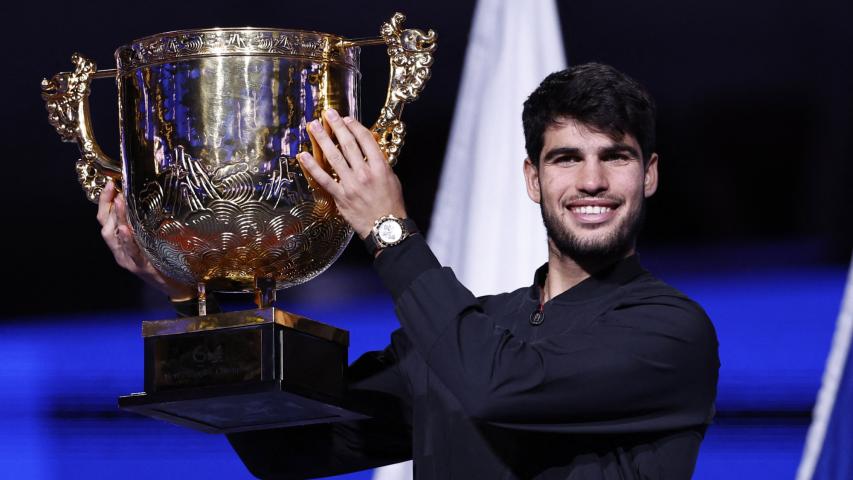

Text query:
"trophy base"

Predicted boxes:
[[118, 307, 367, 433], [119, 379, 366, 433]]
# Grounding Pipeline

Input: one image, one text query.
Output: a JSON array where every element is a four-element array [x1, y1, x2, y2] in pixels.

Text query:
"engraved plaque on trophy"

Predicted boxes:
[[41, 13, 435, 433]]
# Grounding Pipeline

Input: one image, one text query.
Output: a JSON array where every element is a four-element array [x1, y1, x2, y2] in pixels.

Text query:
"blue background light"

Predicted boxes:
[[1, 262, 846, 479]]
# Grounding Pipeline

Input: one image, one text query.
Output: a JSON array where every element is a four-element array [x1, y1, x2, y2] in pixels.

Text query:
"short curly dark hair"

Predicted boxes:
[[522, 63, 656, 166]]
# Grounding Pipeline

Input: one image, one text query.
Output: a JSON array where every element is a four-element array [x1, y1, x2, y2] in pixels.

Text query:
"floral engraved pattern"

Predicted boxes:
[[117, 29, 357, 71]]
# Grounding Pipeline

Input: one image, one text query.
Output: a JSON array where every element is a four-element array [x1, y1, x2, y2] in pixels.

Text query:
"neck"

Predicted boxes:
[[540, 239, 635, 303]]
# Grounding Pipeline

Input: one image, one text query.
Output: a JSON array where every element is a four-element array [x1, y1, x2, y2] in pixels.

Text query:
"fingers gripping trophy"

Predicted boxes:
[[41, 13, 435, 433]]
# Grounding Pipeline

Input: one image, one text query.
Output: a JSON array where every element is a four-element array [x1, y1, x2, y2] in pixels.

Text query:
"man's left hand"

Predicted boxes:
[[297, 109, 407, 240]]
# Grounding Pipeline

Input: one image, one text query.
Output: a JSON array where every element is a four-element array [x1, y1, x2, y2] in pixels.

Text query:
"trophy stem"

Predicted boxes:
[[197, 282, 207, 316], [255, 277, 276, 309]]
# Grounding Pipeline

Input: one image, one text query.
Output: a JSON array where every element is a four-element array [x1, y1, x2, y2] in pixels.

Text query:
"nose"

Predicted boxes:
[[576, 159, 609, 196]]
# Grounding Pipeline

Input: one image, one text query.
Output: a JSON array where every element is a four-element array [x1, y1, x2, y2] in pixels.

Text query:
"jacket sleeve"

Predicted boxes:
[[374, 235, 719, 435]]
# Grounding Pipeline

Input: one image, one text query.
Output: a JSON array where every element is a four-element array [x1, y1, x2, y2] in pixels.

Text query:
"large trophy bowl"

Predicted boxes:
[[41, 13, 435, 433]]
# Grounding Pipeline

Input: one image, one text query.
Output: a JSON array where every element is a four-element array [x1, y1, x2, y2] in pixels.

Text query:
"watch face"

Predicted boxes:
[[377, 219, 404, 244]]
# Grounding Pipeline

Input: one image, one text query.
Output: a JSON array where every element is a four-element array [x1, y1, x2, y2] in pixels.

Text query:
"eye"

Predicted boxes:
[[603, 153, 632, 164], [552, 155, 580, 165]]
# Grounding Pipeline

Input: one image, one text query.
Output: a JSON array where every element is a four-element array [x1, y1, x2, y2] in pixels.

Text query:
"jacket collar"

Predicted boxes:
[[529, 254, 648, 304]]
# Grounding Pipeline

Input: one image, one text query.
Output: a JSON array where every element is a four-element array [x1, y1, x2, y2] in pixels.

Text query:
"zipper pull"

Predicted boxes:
[[530, 303, 545, 326]]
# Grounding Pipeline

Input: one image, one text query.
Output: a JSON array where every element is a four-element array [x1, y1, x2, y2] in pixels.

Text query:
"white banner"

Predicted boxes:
[[426, 0, 566, 297], [797, 253, 853, 480]]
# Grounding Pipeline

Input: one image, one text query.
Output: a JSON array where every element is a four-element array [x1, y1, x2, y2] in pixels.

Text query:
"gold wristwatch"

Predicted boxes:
[[364, 215, 419, 255]]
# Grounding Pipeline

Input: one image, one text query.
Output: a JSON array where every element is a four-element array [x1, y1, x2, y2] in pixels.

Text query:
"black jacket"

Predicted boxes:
[[227, 235, 719, 479]]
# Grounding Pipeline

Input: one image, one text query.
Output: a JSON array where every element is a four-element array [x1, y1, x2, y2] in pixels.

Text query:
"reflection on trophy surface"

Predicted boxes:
[[41, 12, 435, 433]]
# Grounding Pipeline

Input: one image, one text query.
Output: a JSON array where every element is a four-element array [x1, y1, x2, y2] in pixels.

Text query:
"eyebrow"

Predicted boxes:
[[541, 143, 641, 162], [600, 143, 641, 159], [541, 147, 581, 162]]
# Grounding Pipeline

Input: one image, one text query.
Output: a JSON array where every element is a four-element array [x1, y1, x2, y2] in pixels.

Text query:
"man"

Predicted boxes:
[[99, 63, 719, 479]]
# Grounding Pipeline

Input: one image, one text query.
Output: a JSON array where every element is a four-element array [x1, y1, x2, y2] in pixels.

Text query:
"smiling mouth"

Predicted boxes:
[[568, 204, 619, 224], [571, 206, 612, 215]]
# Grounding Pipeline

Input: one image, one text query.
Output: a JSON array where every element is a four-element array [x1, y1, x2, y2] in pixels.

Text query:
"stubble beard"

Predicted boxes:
[[540, 197, 645, 263]]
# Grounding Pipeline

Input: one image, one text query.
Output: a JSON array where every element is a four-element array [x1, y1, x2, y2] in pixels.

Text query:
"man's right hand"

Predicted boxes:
[[96, 179, 195, 301]]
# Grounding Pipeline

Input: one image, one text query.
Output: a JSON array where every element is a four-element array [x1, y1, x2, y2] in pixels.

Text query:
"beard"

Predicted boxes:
[[540, 197, 645, 262]]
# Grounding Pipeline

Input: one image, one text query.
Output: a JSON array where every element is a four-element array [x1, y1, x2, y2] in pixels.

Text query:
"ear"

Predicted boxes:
[[643, 153, 659, 198], [523, 158, 541, 204]]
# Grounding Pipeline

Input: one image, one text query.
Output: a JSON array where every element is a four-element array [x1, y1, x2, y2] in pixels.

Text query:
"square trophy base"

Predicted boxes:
[[118, 308, 367, 433]]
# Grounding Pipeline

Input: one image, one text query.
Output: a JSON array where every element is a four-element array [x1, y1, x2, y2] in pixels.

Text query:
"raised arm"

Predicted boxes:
[[299, 110, 718, 434], [375, 236, 719, 433]]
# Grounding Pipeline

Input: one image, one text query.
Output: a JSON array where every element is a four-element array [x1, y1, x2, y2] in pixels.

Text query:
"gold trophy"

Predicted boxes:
[[41, 13, 435, 433]]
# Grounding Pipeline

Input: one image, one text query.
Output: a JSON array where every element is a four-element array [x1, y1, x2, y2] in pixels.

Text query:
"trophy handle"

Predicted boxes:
[[370, 12, 437, 166], [41, 53, 122, 203]]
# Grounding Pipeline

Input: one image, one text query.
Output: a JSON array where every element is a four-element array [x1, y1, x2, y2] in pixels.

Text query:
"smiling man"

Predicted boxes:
[[529, 118, 651, 264], [100, 63, 719, 479], [520, 65, 661, 303], [238, 62, 718, 479]]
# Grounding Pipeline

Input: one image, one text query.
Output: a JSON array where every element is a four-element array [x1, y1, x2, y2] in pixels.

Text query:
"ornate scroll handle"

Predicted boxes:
[[41, 53, 122, 203], [370, 12, 437, 166]]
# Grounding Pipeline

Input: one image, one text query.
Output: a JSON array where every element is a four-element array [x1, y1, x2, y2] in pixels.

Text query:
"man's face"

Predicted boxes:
[[523, 118, 659, 261]]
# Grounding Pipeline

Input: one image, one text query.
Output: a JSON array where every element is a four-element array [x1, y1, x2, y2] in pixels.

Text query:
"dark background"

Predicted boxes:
[[5, 0, 851, 317], [1, 3, 850, 478]]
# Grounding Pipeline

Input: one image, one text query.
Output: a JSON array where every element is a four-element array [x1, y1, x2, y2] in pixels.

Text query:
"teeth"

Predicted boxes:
[[572, 206, 612, 215]]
